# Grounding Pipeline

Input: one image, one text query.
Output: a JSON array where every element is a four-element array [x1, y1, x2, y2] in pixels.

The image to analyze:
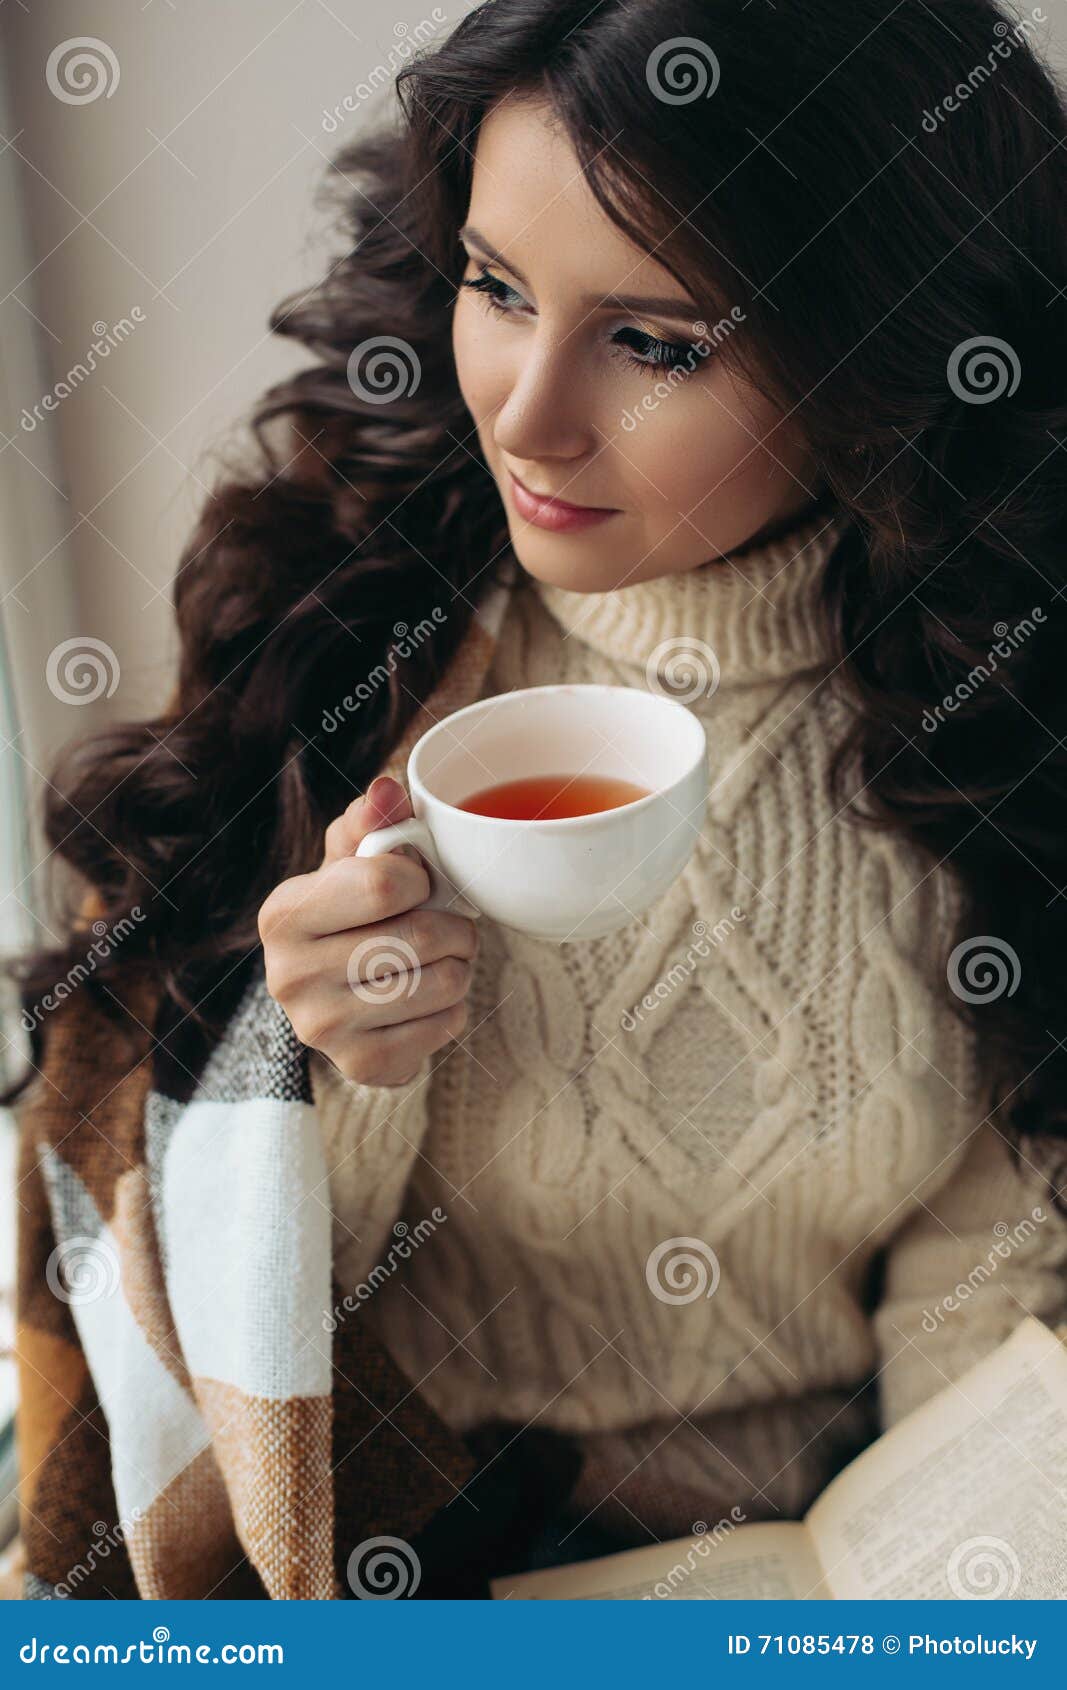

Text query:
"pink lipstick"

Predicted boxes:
[[508, 470, 619, 533]]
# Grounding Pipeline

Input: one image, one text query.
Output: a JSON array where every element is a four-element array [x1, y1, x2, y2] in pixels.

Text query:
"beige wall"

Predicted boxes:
[[1, 0, 467, 724]]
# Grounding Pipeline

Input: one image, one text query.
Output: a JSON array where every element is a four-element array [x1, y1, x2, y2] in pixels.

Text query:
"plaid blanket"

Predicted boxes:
[[14, 561, 528, 1600]]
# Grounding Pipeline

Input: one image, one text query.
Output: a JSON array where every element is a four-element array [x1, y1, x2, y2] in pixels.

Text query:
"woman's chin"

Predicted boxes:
[[506, 525, 639, 595]]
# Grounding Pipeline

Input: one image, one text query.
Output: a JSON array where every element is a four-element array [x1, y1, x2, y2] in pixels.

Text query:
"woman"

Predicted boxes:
[[6, 0, 1067, 1599]]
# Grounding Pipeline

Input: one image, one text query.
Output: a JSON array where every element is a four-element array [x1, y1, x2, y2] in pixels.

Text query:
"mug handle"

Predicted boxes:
[[354, 817, 480, 919]]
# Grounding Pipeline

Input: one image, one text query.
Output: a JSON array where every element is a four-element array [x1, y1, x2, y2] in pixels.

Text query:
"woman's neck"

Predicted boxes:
[[530, 495, 853, 688]]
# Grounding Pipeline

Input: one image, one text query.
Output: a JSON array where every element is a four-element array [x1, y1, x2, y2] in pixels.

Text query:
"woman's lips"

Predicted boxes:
[[507, 470, 619, 532]]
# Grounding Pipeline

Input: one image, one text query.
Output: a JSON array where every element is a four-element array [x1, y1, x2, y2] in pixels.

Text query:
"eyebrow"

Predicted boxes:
[[458, 225, 704, 324]]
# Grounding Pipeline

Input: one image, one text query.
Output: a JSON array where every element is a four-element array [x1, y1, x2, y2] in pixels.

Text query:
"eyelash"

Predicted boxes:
[[459, 269, 704, 377]]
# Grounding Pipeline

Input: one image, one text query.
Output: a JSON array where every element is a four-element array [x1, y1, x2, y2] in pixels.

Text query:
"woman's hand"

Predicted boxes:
[[258, 775, 478, 1086]]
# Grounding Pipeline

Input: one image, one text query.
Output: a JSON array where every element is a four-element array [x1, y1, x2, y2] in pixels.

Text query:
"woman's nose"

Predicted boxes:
[[492, 332, 597, 464]]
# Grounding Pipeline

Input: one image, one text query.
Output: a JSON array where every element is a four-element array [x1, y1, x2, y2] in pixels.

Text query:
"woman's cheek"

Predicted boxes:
[[628, 407, 736, 514], [452, 298, 502, 425]]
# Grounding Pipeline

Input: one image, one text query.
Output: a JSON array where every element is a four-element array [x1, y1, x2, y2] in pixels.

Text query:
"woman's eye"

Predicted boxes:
[[608, 327, 704, 377], [460, 269, 527, 317], [459, 266, 705, 380]]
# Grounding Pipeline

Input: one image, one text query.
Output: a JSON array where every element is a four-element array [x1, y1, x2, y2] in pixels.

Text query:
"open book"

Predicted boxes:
[[490, 1316, 1067, 1599]]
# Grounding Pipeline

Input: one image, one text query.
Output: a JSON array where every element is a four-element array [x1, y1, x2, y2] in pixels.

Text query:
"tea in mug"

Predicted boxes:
[[456, 772, 651, 821]]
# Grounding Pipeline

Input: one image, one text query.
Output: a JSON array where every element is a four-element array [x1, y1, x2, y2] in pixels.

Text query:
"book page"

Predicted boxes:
[[807, 1317, 1067, 1599], [490, 1522, 829, 1600]]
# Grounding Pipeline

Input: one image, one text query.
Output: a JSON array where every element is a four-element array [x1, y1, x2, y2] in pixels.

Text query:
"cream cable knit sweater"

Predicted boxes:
[[311, 505, 1067, 1544]]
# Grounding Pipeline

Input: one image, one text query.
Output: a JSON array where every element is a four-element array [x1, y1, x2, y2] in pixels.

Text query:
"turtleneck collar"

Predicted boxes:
[[529, 499, 852, 687]]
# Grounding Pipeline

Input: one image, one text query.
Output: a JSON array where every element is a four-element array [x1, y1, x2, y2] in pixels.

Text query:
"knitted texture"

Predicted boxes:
[[314, 505, 1067, 1544]]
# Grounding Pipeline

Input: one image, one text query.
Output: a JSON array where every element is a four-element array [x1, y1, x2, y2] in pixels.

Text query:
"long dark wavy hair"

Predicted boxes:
[[5, 0, 1067, 1204]]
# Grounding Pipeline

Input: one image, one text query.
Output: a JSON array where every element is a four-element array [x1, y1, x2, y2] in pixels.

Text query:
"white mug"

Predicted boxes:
[[356, 683, 709, 943]]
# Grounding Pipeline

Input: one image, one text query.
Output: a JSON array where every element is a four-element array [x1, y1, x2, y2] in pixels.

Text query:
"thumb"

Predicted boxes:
[[364, 775, 412, 833], [321, 775, 413, 864]]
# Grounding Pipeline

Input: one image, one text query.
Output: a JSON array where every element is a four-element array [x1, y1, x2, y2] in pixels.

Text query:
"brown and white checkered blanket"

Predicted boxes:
[[13, 564, 522, 1599]]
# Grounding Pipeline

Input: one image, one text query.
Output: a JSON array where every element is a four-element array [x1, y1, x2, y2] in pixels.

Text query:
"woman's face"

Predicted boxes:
[[452, 94, 824, 594]]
